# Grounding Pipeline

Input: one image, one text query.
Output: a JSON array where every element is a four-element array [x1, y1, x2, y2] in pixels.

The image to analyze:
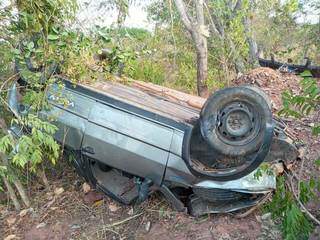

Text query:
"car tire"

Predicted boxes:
[[200, 86, 272, 157], [242, 85, 272, 109]]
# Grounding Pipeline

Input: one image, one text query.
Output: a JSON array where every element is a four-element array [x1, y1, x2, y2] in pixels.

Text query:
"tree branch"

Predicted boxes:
[[203, 0, 224, 37], [173, 0, 193, 32], [233, 0, 243, 14], [195, 0, 205, 25], [203, 2, 221, 38]]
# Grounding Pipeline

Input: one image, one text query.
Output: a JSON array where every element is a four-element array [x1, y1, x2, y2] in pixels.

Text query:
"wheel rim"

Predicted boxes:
[[216, 101, 261, 146]]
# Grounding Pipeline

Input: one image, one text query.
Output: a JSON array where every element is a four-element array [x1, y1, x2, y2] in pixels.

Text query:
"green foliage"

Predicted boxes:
[[0, 166, 7, 191], [254, 0, 319, 64], [210, 0, 250, 57], [253, 162, 274, 180], [127, 58, 166, 85], [283, 204, 313, 240], [0, 0, 78, 195], [14, 0, 78, 36], [268, 71, 320, 239], [0, 115, 59, 171], [265, 176, 313, 240], [299, 179, 318, 204], [107, 46, 137, 74], [109, 27, 151, 41], [279, 71, 319, 128]]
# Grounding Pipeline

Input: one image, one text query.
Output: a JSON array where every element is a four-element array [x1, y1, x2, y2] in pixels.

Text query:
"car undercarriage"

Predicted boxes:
[[7, 54, 299, 216]]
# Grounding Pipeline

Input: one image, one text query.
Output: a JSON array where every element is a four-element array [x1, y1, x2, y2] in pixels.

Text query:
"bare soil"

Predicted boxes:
[[1, 164, 265, 240]]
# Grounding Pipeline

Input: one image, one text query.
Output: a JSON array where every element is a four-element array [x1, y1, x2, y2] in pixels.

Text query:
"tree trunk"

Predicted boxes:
[[13, 177, 30, 207], [2, 176, 21, 210], [196, 40, 209, 97], [195, 0, 209, 97], [243, 16, 258, 67], [38, 166, 49, 189], [173, 0, 209, 97]]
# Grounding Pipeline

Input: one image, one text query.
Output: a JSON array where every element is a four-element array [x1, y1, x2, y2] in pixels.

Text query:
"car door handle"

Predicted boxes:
[[82, 146, 95, 154]]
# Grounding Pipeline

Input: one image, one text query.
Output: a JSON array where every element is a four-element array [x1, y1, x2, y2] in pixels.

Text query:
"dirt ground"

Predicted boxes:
[[1, 163, 272, 240], [1, 68, 319, 240]]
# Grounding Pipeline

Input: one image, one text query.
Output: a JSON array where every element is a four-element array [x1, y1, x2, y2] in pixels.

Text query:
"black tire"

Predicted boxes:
[[242, 85, 272, 109], [200, 86, 273, 157]]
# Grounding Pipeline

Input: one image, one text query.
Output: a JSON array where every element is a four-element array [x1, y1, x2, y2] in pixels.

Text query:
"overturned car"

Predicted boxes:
[[8, 57, 298, 217]]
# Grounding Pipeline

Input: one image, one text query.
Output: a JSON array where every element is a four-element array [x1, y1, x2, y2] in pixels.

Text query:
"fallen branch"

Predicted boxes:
[[103, 212, 143, 229], [94, 212, 143, 237]]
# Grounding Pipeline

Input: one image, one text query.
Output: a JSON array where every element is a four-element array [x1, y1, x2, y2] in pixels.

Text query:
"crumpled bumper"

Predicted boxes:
[[195, 168, 276, 193], [189, 169, 275, 216]]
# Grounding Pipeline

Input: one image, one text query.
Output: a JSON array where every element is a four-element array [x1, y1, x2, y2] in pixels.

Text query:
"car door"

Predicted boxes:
[[44, 82, 95, 150], [81, 100, 174, 185]]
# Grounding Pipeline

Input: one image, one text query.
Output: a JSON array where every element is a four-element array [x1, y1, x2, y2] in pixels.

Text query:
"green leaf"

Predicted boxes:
[[300, 70, 312, 78], [315, 159, 320, 167], [0, 135, 13, 153], [48, 34, 59, 41], [27, 41, 34, 50], [12, 49, 21, 55], [312, 125, 320, 136]]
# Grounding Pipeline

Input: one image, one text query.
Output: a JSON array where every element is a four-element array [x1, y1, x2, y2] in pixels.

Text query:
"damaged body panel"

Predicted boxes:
[[9, 67, 299, 216]]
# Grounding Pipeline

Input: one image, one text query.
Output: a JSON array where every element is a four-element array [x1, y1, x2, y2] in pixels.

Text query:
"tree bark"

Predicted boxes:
[[243, 16, 258, 66], [195, 0, 209, 97], [2, 176, 21, 210], [174, 0, 209, 97], [38, 166, 49, 189], [195, 40, 208, 97], [13, 177, 30, 207], [243, 0, 259, 67]]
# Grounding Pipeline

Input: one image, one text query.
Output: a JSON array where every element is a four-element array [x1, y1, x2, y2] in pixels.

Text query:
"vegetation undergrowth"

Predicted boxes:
[[265, 71, 320, 240]]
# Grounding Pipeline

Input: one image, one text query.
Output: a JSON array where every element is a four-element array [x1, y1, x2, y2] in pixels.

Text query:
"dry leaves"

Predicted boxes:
[[54, 187, 64, 196], [108, 202, 120, 212], [6, 216, 17, 226], [83, 191, 103, 205], [233, 67, 301, 111], [4, 235, 18, 240], [272, 163, 285, 175], [82, 182, 91, 194], [19, 208, 32, 217]]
